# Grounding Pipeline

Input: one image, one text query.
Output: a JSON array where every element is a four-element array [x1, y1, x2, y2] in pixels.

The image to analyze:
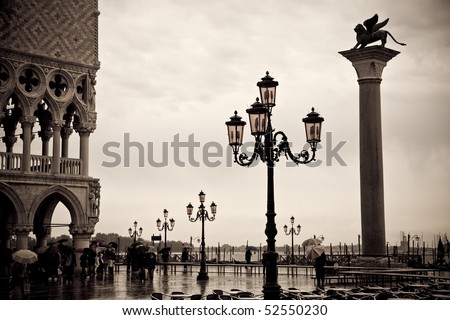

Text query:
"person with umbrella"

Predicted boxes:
[[314, 252, 327, 288], [61, 245, 76, 285], [9, 249, 37, 298], [144, 251, 157, 281], [9, 260, 27, 298]]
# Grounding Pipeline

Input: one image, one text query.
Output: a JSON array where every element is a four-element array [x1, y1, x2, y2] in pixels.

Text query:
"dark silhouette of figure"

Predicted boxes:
[[44, 243, 61, 282], [80, 251, 88, 278], [314, 252, 327, 288], [181, 247, 189, 271], [145, 252, 157, 281], [262, 251, 267, 275], [137, 251, 147, 283], [9, 261, 27, 298], [61, 246, 76, 284], [0, 248, 12, 299], [245, 248, 252, 269], [161, 248, 170, 274], [126, 246, 133, 273], [245, 249, 252, 264], [103, 247, 116, 278]]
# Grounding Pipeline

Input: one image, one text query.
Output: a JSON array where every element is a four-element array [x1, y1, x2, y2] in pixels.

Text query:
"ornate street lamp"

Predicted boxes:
[[156, 209, 175, 248], [283, 216, 301, 264], [187, 190, 217, 281], [225, 71, 324, 300], [128, 221, 143, 243]]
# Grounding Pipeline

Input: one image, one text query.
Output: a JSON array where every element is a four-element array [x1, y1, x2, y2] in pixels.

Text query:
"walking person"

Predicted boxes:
[[181, 247, 189, 272], [80, 251, 88, 278], [62, 247, 76, 285], [145, 252, 157, 281], [262, 251, 267, 275], [314, 252, 327, 288], [245, 248, 252, 269], [9, 261, 27, 298]]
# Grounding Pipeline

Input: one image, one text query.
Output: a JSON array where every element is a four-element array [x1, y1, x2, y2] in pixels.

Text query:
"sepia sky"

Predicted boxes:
[[53, 0, 450, 248]]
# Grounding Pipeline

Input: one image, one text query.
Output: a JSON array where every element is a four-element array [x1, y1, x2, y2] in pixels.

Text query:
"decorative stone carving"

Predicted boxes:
[[89, 180, 101, 218], [13, 224, 34, 234], [70, 225, 95, 236], [77, 123, 95, 135]]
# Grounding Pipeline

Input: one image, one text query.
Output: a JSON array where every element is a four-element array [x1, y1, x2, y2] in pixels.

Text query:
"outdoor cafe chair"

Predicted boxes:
[[150, 292, 163, 300]]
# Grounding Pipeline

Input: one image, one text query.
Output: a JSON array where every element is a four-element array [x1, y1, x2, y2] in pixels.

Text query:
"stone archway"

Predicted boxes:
[[0, 183, 26, 250], [31, 185, 84, 248]]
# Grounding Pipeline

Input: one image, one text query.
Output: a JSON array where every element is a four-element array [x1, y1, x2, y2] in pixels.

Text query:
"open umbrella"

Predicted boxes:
[[306, 245, 325, 260], [36, 246, 49, 254], [158, 247, 171, 254], [302, 237, 323, 247], [108, 242, 118, 249], [12, 249, 38, 264]]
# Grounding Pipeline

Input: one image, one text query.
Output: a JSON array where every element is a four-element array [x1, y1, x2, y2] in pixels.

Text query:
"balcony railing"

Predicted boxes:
[[0, 152, 83, 175]]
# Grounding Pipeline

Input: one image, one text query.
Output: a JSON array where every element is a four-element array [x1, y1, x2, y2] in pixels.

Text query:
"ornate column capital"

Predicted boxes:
[[51, 120, 65, 129], [61, 126, 74, 138], [339, 46, 400, 81], [20, 116, 36, 125], [77, 124, 95, 135], [39, 129, 53, 141], [13, 224, 34, 234], [69, 224, 95, 237], [2, 135, 17, 147]]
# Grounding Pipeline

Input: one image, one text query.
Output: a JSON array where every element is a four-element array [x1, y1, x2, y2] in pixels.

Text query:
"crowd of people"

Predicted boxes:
[[0, 240, 120, 299]]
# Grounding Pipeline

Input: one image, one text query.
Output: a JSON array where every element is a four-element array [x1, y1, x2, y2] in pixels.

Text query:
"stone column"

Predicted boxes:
[[14, 225, 33, 250], [78, 127, 91, 176], [71, 227, 94, 273], [51, 121, 63, 174], [339, 46, 400, 256], [61, 127, 73, 158], [20, 117, 35, 173], [35, 227, 52, 250], [39, 128, 53, 156]]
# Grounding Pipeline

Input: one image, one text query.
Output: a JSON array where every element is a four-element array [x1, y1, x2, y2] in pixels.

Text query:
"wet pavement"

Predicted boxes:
[[10, 267, 317, 300]]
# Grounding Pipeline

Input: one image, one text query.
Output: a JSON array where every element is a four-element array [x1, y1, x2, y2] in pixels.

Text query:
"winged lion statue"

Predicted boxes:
[[352, 14, 406, 50]]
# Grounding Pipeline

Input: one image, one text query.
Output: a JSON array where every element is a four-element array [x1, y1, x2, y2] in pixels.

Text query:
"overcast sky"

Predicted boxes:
[[52, 0, 449, 248]]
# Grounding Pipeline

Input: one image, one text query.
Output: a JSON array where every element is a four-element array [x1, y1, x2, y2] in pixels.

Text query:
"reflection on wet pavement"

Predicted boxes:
[[11, 269, 316, 300]]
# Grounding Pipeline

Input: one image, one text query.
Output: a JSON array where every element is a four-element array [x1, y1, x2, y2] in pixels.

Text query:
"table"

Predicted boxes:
[[299, 294, 325, 300], [166, 293, 192, 300], [346, 292, 377, 300], [407, 283, 430, 291]]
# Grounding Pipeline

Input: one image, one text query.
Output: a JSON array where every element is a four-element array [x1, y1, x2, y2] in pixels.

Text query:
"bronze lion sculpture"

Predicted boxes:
[[352, 14, 406, 50]]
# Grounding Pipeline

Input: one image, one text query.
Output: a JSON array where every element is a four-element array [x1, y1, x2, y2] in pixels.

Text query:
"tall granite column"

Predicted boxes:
[[339, 46, 400, 256]]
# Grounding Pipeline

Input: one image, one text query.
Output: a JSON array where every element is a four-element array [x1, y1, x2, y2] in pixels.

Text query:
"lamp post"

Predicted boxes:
[[225, 71, 324, 300], [187, 190, 217, 281], [283, 216, 301, 264], [128, 221, 143, 243], [156, 209, 175, 248]]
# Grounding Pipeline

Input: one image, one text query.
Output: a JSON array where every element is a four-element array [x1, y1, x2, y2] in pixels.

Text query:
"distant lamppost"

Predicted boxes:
[[128, 221, 143, 243], [157, 209, 175, 248], [187, 190, 217, 281], [225, 71, 324, 300], [283, 216, 301, 264]]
